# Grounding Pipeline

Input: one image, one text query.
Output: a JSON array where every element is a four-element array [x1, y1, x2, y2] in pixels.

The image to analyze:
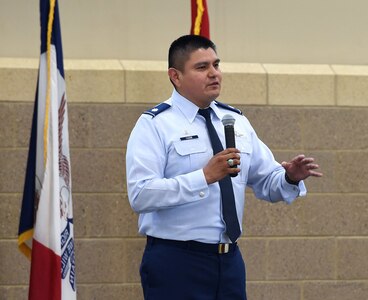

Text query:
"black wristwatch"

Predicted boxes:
[[285, 173, 299, 185]]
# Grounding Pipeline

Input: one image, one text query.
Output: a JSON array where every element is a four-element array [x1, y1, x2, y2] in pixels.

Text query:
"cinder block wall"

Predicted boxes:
[[1, 58, 368, 300]]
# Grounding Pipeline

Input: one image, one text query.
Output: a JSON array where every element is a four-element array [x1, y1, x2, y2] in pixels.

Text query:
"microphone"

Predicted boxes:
[[221, 114, 237, 177]]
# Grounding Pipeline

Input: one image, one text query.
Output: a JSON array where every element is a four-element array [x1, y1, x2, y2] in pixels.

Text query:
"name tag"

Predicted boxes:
[[180, 135, 198, 141]]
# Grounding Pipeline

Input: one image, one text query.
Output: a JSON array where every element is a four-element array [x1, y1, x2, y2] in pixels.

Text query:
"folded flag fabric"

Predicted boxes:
[[190, 0, 210, 38]]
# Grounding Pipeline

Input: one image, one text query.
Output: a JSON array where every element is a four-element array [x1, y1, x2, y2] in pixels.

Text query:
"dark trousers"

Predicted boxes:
[[140, 237, 247, 300]]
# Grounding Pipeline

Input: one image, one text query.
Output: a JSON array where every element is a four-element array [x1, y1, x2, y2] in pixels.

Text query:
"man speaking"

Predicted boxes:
[[126, 35, 322, 300]]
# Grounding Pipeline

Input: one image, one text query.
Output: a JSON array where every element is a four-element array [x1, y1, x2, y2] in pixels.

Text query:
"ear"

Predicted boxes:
[[168, 68, 181, 87]]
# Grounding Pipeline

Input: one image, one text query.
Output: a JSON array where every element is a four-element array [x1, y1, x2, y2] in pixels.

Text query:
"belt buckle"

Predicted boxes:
[[218, 243, 229, 254]]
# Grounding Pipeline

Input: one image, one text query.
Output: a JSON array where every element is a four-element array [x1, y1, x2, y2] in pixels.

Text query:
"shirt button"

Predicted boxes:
[[199, 191, 205, 198]]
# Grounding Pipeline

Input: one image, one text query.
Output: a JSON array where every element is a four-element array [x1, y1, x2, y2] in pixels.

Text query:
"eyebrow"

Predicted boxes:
[[193, 58, 221, 68]]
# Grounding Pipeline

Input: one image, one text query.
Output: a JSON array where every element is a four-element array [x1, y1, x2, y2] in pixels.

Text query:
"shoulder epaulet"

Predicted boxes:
[[215, 101, 242, 115], [143, 103, 171, 118]]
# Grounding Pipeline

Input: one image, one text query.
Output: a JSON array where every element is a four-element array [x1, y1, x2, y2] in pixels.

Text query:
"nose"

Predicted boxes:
[[208, 65, 220, 77]]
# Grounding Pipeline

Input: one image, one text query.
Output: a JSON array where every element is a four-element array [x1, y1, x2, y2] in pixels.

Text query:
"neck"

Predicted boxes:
[[174, 90, 213, 109]]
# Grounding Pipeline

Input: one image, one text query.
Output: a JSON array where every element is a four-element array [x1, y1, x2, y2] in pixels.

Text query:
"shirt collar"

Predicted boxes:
[[209, 101, 225, 122], [171, 89, 224, 123]]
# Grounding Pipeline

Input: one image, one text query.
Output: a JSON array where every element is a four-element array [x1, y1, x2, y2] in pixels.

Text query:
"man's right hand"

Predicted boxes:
[[203, 148, 241, 184]]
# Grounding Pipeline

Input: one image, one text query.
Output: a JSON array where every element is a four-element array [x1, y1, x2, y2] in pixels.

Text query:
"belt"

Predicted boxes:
[[146, 236, 237, 254]]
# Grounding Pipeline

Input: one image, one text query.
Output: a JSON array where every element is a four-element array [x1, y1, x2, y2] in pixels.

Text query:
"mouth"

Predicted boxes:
[[208, 81, 220, 88]]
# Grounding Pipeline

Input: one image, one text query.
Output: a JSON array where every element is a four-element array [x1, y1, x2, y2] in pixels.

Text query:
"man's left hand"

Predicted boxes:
[[281, 154, 323, 182]]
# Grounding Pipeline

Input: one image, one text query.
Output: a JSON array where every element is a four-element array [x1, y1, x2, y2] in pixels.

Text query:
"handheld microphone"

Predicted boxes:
[[221, 114, 237, 177]]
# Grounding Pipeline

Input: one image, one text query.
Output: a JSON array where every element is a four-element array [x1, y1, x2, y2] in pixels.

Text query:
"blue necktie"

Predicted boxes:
[[198, 108, 241, 243]]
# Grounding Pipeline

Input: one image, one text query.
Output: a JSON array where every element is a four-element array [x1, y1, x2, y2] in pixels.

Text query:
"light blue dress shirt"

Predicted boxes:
[[126, 89, 306, 243]]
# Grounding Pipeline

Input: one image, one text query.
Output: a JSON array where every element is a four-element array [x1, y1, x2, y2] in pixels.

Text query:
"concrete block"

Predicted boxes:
[[77, 284, 143, 300], [220, 63, 267, 105], [70, 149, 124, 193], [245, 193, 368, 237], [244, 194, 305, 237], [73, 193, 139, 238], [0, 58, 38, 101], [0, 240, 30, 284], [0, 103, 17, 147], [267, 238, 335, 280], [68, 103, 151, 149], [0, 149, 27, 193], [301, 194, 368, 236], [14, 103, 34, 148], [241, 106, 303, 150], [247, 282, 301, 300], [64, 59, 125, 103], [75, 239, 125, 283], [238, 238, 267, 280], [303, 281, 368, 300], [301, 107, 368, 150], [337, 238, 368, 279], [335, 152, 368, 193], [123, 238, 146, 283], [0, 194, 21, 239], [68, 104, 91, 148], [264, 64, 335, 106], [88, 104, 150, 148], [333, 65, 368, 106], [122, 60, 172, 104], [0, 286, 28, 300]]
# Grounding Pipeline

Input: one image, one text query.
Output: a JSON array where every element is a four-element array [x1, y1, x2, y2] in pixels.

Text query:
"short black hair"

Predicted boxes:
[[168, 35, 217, 71]]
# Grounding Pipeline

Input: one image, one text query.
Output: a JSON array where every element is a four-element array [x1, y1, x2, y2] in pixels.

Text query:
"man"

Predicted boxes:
[[126, 35, 322, 300]]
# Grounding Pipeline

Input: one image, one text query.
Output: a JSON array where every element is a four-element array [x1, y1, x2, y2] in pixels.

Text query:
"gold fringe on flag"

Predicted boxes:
[[44, 0, 56, 166], [193, 0, 205, 35]]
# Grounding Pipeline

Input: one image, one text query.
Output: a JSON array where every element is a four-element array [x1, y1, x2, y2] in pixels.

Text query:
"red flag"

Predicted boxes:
[[190, 0, 210, 39]]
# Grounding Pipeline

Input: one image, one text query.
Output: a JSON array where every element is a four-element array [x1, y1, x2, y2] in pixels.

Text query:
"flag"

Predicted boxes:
[[18, 0, 76, 299], [190, 0, 210, 39]]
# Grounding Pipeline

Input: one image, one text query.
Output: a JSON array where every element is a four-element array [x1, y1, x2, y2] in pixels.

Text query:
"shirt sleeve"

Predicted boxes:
[[246, 131, 307, 204], [126, 116, 209, 213]]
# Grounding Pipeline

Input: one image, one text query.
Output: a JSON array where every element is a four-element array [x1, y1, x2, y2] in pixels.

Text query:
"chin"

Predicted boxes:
[[209, 91, 221, 100]]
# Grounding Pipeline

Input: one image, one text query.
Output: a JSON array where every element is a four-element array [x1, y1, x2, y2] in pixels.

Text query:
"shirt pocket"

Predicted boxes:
[[235, 137, 253, 184], [172, 139, 210, 173]]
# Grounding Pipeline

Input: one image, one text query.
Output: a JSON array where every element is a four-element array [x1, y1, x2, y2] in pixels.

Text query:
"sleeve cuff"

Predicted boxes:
[[188, 169, 210, 200], [282, 176, 307, 204]]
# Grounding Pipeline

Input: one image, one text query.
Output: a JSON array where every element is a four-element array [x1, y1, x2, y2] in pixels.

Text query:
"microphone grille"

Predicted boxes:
[[221, 114, 235, 126]]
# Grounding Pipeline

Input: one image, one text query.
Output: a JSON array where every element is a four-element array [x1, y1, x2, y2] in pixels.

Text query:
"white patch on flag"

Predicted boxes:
[[34, 45, 76, 299]]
